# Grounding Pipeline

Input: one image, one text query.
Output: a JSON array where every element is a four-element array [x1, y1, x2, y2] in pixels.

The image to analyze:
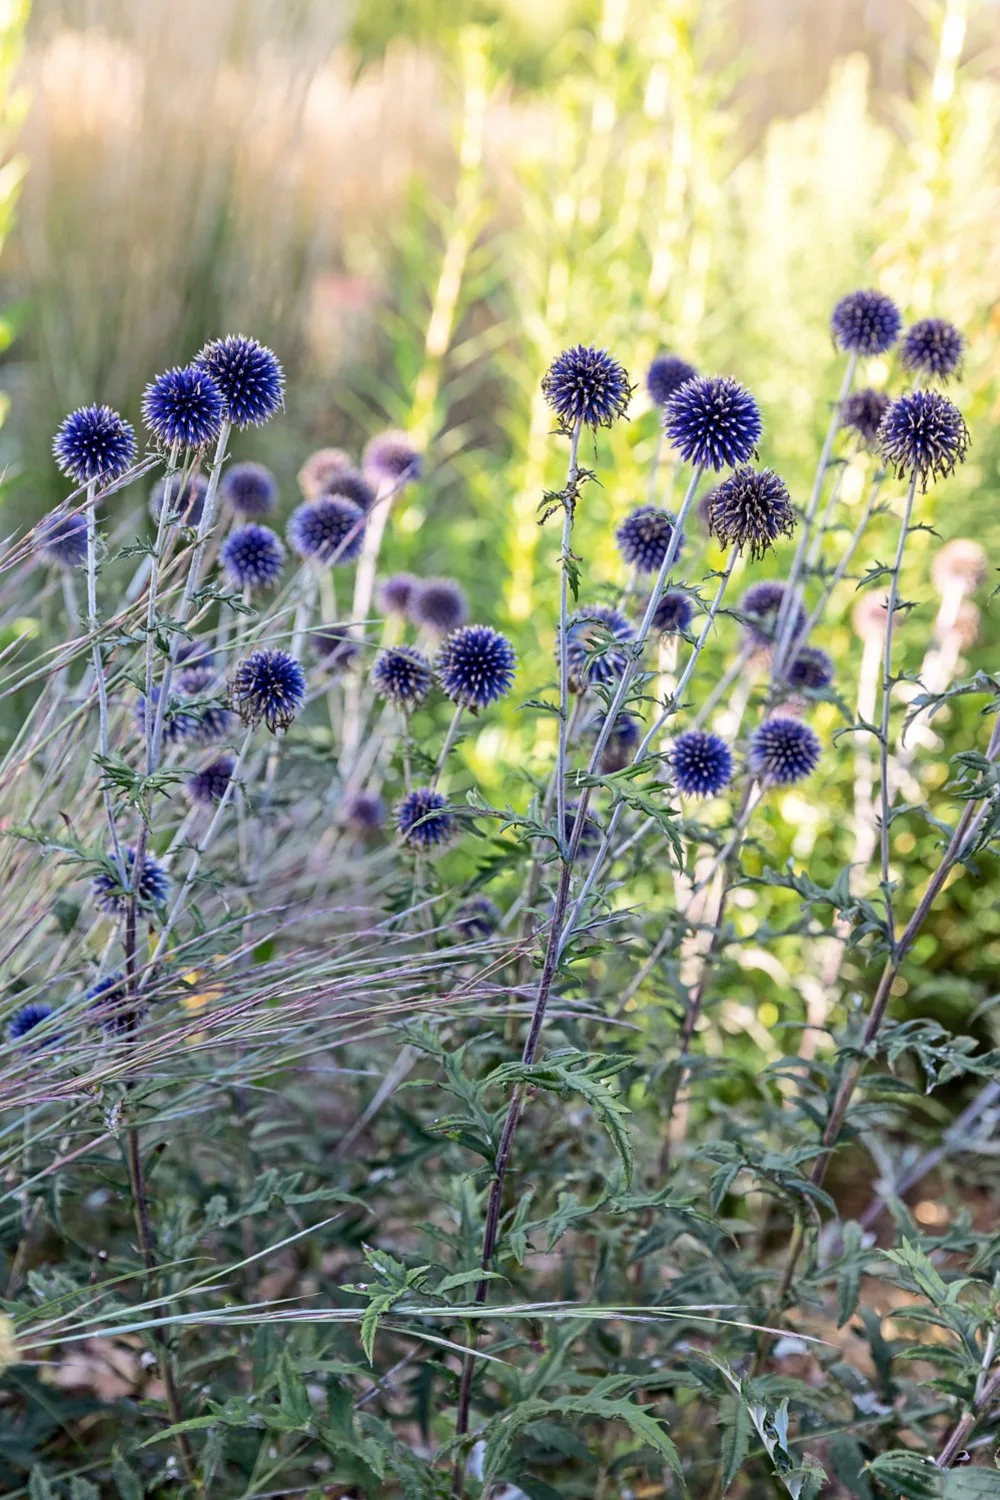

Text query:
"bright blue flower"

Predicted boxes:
[[220, 523, 285, 591], [542, 344, 632, 430], [646, 353, 697, 407], [323, 468, 376, 513], [135, 687, 201, 746], [378, 573, 419, 615], [143, 365, 224, 449], [652, 591, 694, 636], [86, 973, 130, 1036], [7, 1003, 58, 1047], [185, 754, 236, 806], [220, 461, 278, 517], [901, 318, 964, 382], [230, 649, 306, 732], [560, 605, 634, 691], [615, 505, 683, 574], [363, 430, 423, 487], [195, 335, 284, 428], [671, 730, 733, 797], [706, 465, 796, 560], [287, 496, 365, 563], [344, 792, 385, 833], [831, 289, 901, 355], [92, 848, 170, 917], [749, 716, 821, 785], [35, 509, 88, 568], [396, 787, 454, 848], [788, 646, 835, 692], [411, 577, 468, 634], [53, 405, 136, 485], [371, 645, 432, 708], [663, 375, 762, 471], [436, 625, 517, 710], [740, 581, 805, 648], [878, 389, 970, 487]]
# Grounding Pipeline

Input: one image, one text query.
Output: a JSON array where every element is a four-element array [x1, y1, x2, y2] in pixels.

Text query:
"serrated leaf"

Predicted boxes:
[[944, 1471, 1000, 1500], [720, 1392, 751, 1492], [837, 1221, 865, 1327], [482, 1395, 681, 1486], [111, 1449, 144, 1500], [29, 1471, 56, 1500], [866, 1451, 943, 1499]]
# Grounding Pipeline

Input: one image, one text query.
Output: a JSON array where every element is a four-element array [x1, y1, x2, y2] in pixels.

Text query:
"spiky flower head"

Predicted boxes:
[[287, 496, 365, 563], [311, 628, 360, 677], [371, 645, 432, 708], [561, 605, 634, 692], [185, 754, 236, 806], [150, 473, 209, 526], [135, 687, 201, 746], [830, 289, 901, 355], [740, 581, 805, 648], [932, 538, 988, 595], [344, 792, 385, 835], [378, 572, 419, 615], [142, 365, 224, 449], [53, 404, 136, 486], [92, 847, 170, 917], [454, 895, 500, 940], [363, 430, 423, 488], [663, 375, 762, 471], [86, 973, 131, 1036], [598, 711, 641, 773], [542, 344, 632, 431], [652, 590, 695, 636], [7, 1003, 58, 1047], [35, 509, 88, 568], [841, 388, 891, 449], [195, 335, 284, 428], [187, 702, 235, 745], [878, 389, 970, 488], [229, 648, 306, 732], [670, 730, 733, 797], [176, 643, 216, 694], [788, 645, 835, 692], [396, 787, 454, 849], [901, 318, 964, 382], [707, 465, 796, 560], [220, 524, 285, 591], [411, 577, 469, 635], [298, 448, 351, 499], [322, 468, 376, 514], [436, 625, 517, 710], [615, 505, 683, 574], [748, 716, 821, 785], [646, 353, 697, 407], [221, 461, 278, 518]]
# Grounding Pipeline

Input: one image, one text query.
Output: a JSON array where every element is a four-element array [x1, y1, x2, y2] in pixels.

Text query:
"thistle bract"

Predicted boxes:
[[92, 848, 170, 917], [411, 578, 469, 635], [371, 645, 432, 708], [671, 730, 733, 797], [195, 335, 284, 427], [542, 344, 631, 430], [396, 787, 453, 848], [663, 375, 762, 471], [615, 506, 683, 574], [831, 289, 901, 355], [288, 496, 365, 563], [53, 405, 136, 485], [901, 318, 964, 382], [436, 625, 517, 710], [748, 716, 821, 784], [221, 461, 278, 517], [706, 465, 796, 560], [220, 524, 286, 591], [878, 389, 970, 487], [35, 509, 88, 568], [142, 365, 224, 449], [560, 605, 634, 691], [646, 353, 697, 407], [230, 649, 306, 732]]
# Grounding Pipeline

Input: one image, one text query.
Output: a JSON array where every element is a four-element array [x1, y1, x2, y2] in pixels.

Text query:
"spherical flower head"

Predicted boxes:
[[646, 353, 697, 407], [878, 389, 970, 488], [311, 628, 360, 677], [454, 895, 500, 939], [436, 624, 517, 710], [598, 711, 641, 773], [298, 447, 351, 499], [344, 792, 385, 835], [135, 686, 201, 746], [220, 523, 285, 591], [378, 572, 419, 615], [187, 701, 236, 746], [411, 577, 469, 635], [901, 318, 964, 382], [561, 604, 634, 692], [663, 375, 762, 472], [670, 730, 733, 797], [363, 430, 423, 488], [150, 473, 209, 527], [740, 581, 805, 648], [142, 365, 224, 449], [542, 344, 632, 431], [323, 468, 376, 514], [371, 645, 432, 708], [615, 505, 683, 574], [788, 645, 835, 692], [230, 648, 305, 732], [176, 643, 216, 694], [7, 1003, 58, 1048], [932, 538, 988, 596], [185, 754, 236, 806], [195, 334, 284, 428], [221, 461, 278, 518], [707, 465, 796, 561], [749, 716, 821, 785], [287, 496, 365, 563], [86, 973, 130, 1036], [564, 802, 601, 861], [830, 289, 901, 355], [396, 787, 454, 849], [53, 404, 136, 486], [841, 388, 890, 449], [92, 847, 170, 917], [35, 509, 88, 568], [652, 590, 694, 636]]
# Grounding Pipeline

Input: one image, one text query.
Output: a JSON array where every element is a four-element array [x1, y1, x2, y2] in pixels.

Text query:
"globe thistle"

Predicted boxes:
[[646, 353, 697, 407], [396, 787, 454, 848], [454, 895, 500, 939], [86, 973, 131, 1036], [363, 430, 423, 488], [230, 649, 306, 732], [371, 645, 432, 708], [92, 848, 170, 917], [323, 468, 376, 514], [841, 388, 891, 449], [615, 506, 683, 574], [35, 509, 88, 568], [561, 605, 634, 691], [311, 628, 360, 676], [6, 1003, 58, 1048], [378, 572, 419, 615], [853, 593, 889, 644], [411, 577, 469, 635], [298, 447, 351, 499], [541, 344, 632, 431], [788, 645, 835, 692], [652, 590, 694, 636], [185, 754, 236, 806], [150, 473, 209, 527], [740, 581, 805, 648], [932, 539, 988, 596], [748, 716, 821, 785], [142, 365, 224, 449], [706, 465, 796, 560], [176, 643, 216, 694], [53, 404, 136, 486], [901, 318, 964, 382], [195, 335, 284, 428], [663, 375, 762, 471], [830, 289, 901, 356], [670, 730, 733, 797], [220, 524, 286, 591], [564, 802, 601, 860], [287, 496, 365, 563], [343, 792, 385, 835], [220, 461, 278, 518], [878, 389, 970, 488], [436, 625, 517, 710], [135, 687, 201, 746], [187, 701, 236, 746], [598, 711, 641, 773]]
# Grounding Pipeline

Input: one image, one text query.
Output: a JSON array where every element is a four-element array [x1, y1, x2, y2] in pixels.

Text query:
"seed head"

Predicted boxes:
[[411, 577, 469, 635], [35, 509, 88, 568], [739, 581, 805, 648], [371, 645, 432, 708], [436, 625, 517, 710], [841, 388, 891, 449], [363, 430, 423, 488], [92, 848, 170, 917], [195, 335, 284, 428], [142, 365, 224, 449], [378, 572, 419, 615], [830, 289, 901, 355], [53, 404, 136, 486], [220, 524, 285, 591], [185, 754, 236, 806], [748, 716, 821, 784], [646, 353, 697, 407], [878, 389, 970, 488], [707, 466, 796, 560], [670, 730, 733, 797], [230, 649, 306, 732], [542, 344, 632, 431], [787, 645, 835, 692], [396, 787, 454, 849], [221, 461, 278, 518], [560, 605, 634, 692], [901, 318, 964, 382], [615, 506, 683, 574], [150, 473, 209, 527], [288, 496, 365, 563], [652, 591, 695, 636], [663, 375, 762, 471]]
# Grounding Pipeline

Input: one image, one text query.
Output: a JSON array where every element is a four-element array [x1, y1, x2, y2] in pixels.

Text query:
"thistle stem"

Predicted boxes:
[[555, 417, 584, 844], [430, 704, 465, 793], [85, 480, 126, 884], [877, 470, 919, 944]]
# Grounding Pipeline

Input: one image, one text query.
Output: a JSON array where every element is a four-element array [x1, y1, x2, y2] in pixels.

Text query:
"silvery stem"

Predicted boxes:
[[430, 704, 465, 793], [143, 443, 179, 771], [85, 481, 125, 883], [878, 470, 919, 943], [555, 417, 583, 848]]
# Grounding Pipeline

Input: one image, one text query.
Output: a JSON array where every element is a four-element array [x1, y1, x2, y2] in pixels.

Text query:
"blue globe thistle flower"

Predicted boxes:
[[841, 388, 890, 449], [663, 375, 762, 471], [220, 461, 278, 518], [560, 605, 634, 692], [436, 624, 517, 710], [831, 289, 901, 355], [344, 792, 385, 835], [646, 353, 697, 407], [901, 318, 964, 382], [542, 344, 632, 431], [363, 431, 423, 489], [176, 643, 216, 694], [287, 496, 365, 563], [323, 468, 376, 513], [53, 405, 136, 486], [788, 645, 835, 692], [230, 648, 306, 732], [92, 847, 170, 917], [740, 581, 805, 648], [671, 730, 733, 797], [371, 645, 432, 707], [150, 472, 209, 527], [411, 577, 469, 635], [6, 1003, 58, 1048], [187, 701, 236, 746], [706, 465, 796, 560], [878, 389, 970, 488], [652, 590, 694, 636], [564, 802, 601, 860], [378, 572, 419, 615], [311, 628, 360, 676], [185, 754, 236, 806], [195, 335, 284, 428], [454, 895, 500, 939], [396, 787, 454, 848], [142, 365, 224, 449], [135, 687, 201, 746], [615, 505, 683, 574], [86, 973, 131, 1036], [35, 509, 88, 568], [748, 716, 821, 785], [598, 711, 641, 773], [220, 523, 285, 591], [298, 447, 351, 499]]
